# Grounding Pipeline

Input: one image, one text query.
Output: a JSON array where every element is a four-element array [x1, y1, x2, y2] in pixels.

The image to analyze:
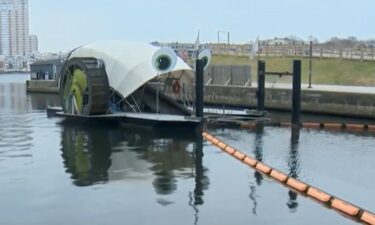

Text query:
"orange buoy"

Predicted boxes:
[[240, 123, 256, 129], [345, 124, 365, 131], [307, 187, 332, 203], [224, 146, 236, 155], [233, 151, 246, 160], [270, 169, 288, 183], [255, 162, 272, 174], [211, 137, 220, 145], [323, 123, 343, 130], [280, 123, 292, 127], [217, 142, 227, 150], [302, 123, 321, 129], [367, 125, 375, 132], [361, 211, 375, 225], [331, 198, 360, 217], [243, 156, 258, 167], [286, 178, 308, 192], [204, 134, 213, 141]]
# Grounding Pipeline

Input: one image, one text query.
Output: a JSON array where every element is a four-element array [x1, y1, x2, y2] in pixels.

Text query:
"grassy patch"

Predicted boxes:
[[211, 55, 375, 86]]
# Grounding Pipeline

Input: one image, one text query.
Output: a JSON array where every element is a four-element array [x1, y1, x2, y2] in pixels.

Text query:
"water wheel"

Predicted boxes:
[[59, 58, 110, 115]]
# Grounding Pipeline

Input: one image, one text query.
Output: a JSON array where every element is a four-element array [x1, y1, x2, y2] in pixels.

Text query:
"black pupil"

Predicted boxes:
[[157, 55, 171, 71]]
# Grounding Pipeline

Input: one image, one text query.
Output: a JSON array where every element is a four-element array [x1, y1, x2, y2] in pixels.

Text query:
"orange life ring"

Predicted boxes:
[[172, 81, 181, 94]]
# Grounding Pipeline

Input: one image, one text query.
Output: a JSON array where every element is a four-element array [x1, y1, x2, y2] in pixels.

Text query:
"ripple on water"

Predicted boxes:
[[0, 112, 35, 160]]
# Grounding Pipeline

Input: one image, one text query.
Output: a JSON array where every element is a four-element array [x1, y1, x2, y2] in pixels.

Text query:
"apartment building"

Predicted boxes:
[[0, 0, 32, 56]]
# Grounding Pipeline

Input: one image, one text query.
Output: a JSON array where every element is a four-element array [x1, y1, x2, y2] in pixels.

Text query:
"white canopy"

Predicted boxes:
[[69, 40, 194, 98]]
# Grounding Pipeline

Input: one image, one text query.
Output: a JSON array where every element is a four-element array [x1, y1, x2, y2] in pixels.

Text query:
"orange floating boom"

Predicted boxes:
[[239, 122, 375, 134], [202, 131, 375, 224]]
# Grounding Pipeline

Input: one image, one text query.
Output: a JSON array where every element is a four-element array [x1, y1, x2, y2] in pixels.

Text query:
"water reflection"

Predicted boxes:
[[249, 123, 264, 215], [247, 125, 302, 214], [192, 135, 207, 205], [61, 125, 112, 186], [29, 93, 61, 110], [0, 114, 34, 158], [188, 135, 209, 225], [289, 128, 301, 178], [287, 128, 301, 211], [0, 82, 30, 113], [60, 124, 209, 200], [253, 124, 264, 186], [0, 82, 60, 112], [248, 185, 258, 215], [0, 82, 33, 159]]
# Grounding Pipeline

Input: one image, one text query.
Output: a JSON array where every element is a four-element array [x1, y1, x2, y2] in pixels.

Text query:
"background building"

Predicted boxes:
[[29, 34, 38, 53], [0, 0, 30, 56]]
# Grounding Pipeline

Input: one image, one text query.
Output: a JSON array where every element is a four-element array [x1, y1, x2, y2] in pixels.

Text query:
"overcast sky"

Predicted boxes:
[[30, 0, 375, 52]]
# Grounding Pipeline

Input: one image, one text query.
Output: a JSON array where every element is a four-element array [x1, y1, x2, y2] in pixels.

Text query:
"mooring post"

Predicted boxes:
[[257, 60, 265, 111], [292, 60, 301, 127], [308, 41, 313, 88], [195, 59, 204, 118]]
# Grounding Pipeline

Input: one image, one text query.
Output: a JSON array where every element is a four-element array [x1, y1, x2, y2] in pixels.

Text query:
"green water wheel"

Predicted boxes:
[[59, 58, 110, 115]]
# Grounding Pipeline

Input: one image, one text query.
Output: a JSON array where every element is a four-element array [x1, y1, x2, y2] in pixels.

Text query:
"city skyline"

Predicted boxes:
[[29, 0, 375, 53], [0, 0, 38, 56]]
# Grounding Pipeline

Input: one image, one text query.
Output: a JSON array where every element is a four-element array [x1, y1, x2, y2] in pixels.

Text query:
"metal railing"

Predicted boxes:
[[204, 65, 252, 87], [210, 43, 375, 61]]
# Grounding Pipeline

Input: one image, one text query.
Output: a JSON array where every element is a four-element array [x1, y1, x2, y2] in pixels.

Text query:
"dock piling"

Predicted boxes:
[[292, 60, 302, 127], [195, 59, 204, 118], [257, 60, 266, 111]]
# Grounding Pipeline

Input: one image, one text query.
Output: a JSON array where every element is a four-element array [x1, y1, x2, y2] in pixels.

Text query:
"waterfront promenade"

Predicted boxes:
[[25, 75, 375, 119], [200, 82, 375, 119], [261, 82, 375, 94]]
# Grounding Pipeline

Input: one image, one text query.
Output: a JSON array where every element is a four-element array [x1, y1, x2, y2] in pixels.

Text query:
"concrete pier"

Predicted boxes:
[[26, 79, 375, 119], [164, 82, 375, 119], [201, 83, 375, 118], [26, 80, 59, 93]]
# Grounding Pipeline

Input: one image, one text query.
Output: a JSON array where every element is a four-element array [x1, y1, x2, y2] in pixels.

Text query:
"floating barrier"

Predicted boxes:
[[239, 123, 257, 129], [270, 169, 288, 182], [361, 211, 375, 225], [202, 131, 375, 224], [239, 122, 375, 133], [303, 123, 375, 133], [331, 198, 360, 217], [307, 187, 331, 203]]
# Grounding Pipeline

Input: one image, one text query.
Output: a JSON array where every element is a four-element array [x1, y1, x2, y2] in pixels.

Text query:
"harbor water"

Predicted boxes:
[[1, 74, 374, 225]]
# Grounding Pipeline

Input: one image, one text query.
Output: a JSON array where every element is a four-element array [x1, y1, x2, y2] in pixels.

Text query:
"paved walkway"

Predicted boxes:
[[256, 82, 375, 94]]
